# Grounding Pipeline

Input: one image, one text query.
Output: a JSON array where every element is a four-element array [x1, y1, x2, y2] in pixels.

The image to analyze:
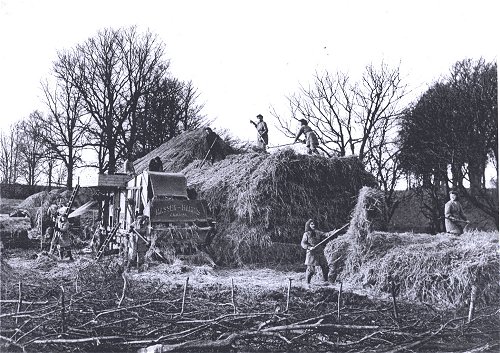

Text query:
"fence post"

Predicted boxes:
[[286, 278, 292, 312], [468, 285, 478, 323], [180, 277, 189, 315], [231, 278, 237, 314]]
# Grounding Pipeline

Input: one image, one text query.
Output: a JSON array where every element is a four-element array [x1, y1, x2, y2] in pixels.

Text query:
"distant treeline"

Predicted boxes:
[[0, 184, 58, 200]]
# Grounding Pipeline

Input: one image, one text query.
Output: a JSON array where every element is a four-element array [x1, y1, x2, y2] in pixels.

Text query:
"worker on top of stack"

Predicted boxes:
[[148, 156, 163, 172], [203, 127, 224, 165], [250, 114, 269, 152], [294, 119, 320, 155], [444, 190, 469, 235]]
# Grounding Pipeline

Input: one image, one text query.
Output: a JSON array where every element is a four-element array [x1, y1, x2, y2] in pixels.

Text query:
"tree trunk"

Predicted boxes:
[[66, 164, 73, 189], [468, 158, 483, 196], [450, 163, 463, 190]]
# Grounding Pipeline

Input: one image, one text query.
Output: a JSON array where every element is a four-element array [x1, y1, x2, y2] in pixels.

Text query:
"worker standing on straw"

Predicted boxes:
[[49, 207, 74, 260], [250, 114, 268, 151], [43, 204, 58, 252], [294, 119, 320, 155], [301, 219, 329, 285], [56, 214, 74, 261], [444, 190, 468, 235], [203, 127, 220, 164]]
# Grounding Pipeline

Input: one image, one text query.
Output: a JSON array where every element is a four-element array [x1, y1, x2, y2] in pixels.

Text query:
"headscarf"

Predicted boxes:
[[304, 219, 315, 232]]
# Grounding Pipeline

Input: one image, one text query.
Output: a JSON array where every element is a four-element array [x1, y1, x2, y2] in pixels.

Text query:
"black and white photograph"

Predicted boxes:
[[0, 1, 498, 352]]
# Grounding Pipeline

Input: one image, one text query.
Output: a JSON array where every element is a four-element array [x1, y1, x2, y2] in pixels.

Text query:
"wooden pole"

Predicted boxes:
[[231, 278, 236, 314], [60, 285, 66, 333], [180, 277, 189, 315], [468, 285, 478, 323], [15, 281, 22, 325], [286, 278, 292, 312], [391, 279, 399, 321], [337, 281, 342, 321], [39, 207, 43, 251]]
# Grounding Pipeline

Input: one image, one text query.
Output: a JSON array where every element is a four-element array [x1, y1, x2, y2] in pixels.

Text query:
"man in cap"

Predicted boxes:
[[444, 190, 469, 235], [294, 119, 320, 155], [250, 114, 269, 151]]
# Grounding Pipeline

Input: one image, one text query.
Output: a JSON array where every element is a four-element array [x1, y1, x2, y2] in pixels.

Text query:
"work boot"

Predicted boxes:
[[306, 272, 314, 284]]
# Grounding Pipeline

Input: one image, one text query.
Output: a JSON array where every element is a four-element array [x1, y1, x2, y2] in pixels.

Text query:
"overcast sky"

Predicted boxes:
[[0, 0, 497, 148]]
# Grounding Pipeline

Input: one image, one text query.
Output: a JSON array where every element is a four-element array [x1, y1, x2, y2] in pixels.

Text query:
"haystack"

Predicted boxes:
[[325, 187, 500, 309], [17, 188, 94, 236], [0, 215, 32, 248], [0, 241, 14, 281], [348, 186, 388, 244], [182, 148, 377, 265], [132, 128, 238, 174]]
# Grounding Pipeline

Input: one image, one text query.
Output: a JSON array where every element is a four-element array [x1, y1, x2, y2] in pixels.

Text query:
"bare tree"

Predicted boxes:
[[271, 70, 356, 157], [272, 62, 408, 218], [17, 112, 46, 186], [53, 26, 170, 174], [0, 123, 23, 184], [40, 77, 89, 188], [133, 78, 207, 157]]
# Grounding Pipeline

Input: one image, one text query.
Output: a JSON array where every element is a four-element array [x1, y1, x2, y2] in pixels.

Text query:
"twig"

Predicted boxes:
[[15, 320, 51, 343], [118, 271, 128, 308], [15, 281, 22, 325], [177, 312, 276, 324], [180, 277, 189, 316], [337, 281, 342, 321], [138, 322, 384, 353], [137, 331, 258, 353], [92, 317, 138, 329], [0, 300, 48, 305], [261, 322, 382, 333], [286, 278, 292, 312], [1, 305, 59, 320], [31, 336, 124, 344], [380, 315, 467, 353], [79, 302, 153, 327], [0, 334, 25, 351]]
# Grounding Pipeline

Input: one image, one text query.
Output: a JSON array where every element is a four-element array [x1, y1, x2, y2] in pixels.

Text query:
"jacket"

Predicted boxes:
[[295, 125, 319, 147], [256, 121, 269, 145], [444, 200, 467, 234], [300, 219, 328, 266]]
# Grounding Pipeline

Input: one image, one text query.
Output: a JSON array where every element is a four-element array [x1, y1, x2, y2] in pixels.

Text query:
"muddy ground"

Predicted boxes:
[[1, 247, 498, 353]]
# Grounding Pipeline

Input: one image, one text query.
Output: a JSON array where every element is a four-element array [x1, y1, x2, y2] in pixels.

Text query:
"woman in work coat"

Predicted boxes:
[[300, 219, 329, 284]]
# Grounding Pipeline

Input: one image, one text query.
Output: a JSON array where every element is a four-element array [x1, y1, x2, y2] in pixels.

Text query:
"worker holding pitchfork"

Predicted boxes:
[[250, 114, 268, 151], [301, 219, 330, 285], [444, 190, 469, 235]]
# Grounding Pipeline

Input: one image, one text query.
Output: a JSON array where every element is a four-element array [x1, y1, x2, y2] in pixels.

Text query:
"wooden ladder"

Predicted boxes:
[[95, 224, 120, 260], [64, 184, 80, 217]]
